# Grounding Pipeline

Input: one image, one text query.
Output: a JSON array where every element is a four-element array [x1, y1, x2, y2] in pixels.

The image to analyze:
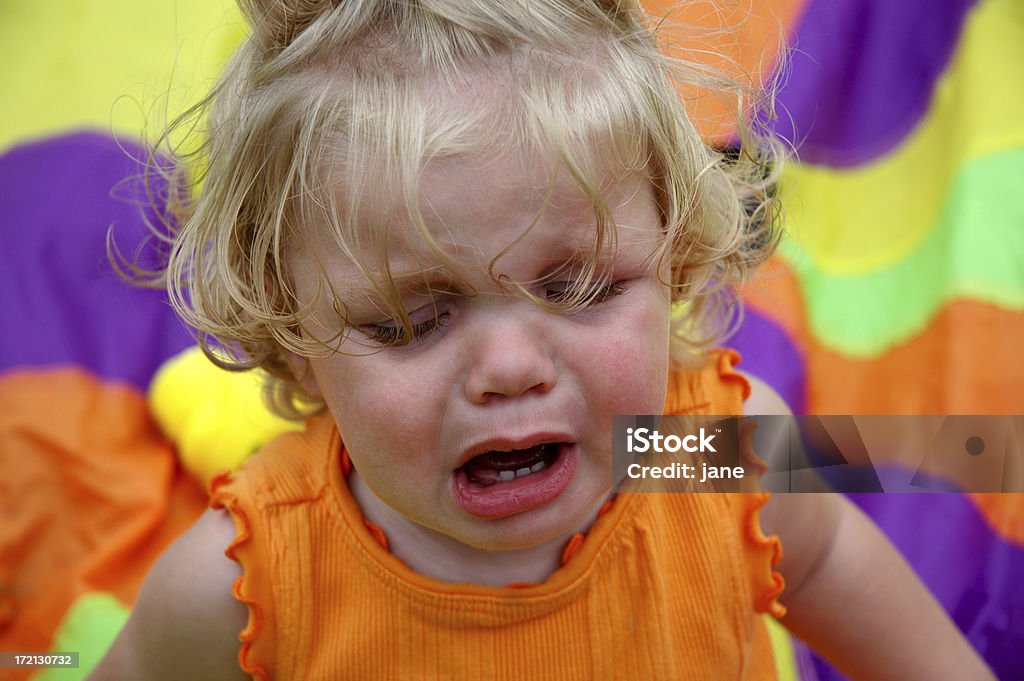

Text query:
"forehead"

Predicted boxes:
[[295, 149, 661, 282], [285, 55, 663, 292], [417, 151, 645, 243]]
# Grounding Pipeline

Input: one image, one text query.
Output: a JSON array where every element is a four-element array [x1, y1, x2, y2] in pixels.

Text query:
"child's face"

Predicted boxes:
[[289, 150, 672, 551]]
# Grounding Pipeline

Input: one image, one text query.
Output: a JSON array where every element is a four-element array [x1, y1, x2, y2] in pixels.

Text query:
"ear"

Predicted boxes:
[[283, 351, 323, 398]]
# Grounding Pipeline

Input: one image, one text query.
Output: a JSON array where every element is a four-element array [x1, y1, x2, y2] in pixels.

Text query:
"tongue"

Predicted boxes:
[[463, 445, 549, 486]]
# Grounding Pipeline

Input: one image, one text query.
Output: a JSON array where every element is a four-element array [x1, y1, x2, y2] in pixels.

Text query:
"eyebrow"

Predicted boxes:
[[341, 232, 649, 308], [337, 265, 469, 316], [379, 265, 468, 293]]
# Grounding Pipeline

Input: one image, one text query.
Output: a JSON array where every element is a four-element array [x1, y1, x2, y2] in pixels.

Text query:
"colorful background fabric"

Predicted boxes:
[[727, 0, 1024, 677], [1, 1, 1022, 679]]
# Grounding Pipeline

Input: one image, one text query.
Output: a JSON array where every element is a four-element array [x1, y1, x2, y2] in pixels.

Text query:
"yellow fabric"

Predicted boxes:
[[781, 0, 1024, 275], [149, 347, 303, 486], [210, 350, 781, 680], [0, 0, 244, 153], [765, 614, 800, 680]]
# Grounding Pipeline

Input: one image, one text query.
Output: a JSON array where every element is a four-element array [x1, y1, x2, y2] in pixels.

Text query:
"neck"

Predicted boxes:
[[349, 471, 607, 587]]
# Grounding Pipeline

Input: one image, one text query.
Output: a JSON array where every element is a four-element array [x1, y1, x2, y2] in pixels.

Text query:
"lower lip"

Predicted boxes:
[[451, 444, 578, 519]]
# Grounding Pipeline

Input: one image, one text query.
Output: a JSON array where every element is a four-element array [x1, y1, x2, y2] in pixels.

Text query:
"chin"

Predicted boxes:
[[452, 487, 608, 552]]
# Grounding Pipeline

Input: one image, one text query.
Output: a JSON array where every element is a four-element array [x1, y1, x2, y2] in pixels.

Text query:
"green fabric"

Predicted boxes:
[[779, 148, 1024, 357], [31, 592, 129, 681]]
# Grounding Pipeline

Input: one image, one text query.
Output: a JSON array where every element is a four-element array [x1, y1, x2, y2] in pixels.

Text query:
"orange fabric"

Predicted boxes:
[[968, 494, 1024, 547], [210, 350, 782, 680], [747, 258, 1024, 551], [745, 257, 1024, 415], [0, 368, 207, 677], [642, 0, 807, 141], [666, 349, 785, 619]]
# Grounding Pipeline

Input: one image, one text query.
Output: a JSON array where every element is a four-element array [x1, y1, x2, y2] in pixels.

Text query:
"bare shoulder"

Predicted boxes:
[[88, 509, 249, 681], [739, 371, 791, 416], [739, 371, 792, 483], [737, 371, 845, 588]]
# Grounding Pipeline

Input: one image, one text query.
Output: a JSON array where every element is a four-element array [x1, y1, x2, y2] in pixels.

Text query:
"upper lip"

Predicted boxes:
[[455, 432, 575, 469]]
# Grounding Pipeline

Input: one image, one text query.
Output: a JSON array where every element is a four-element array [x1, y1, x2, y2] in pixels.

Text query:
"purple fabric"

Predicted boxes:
[[810, 494, 1024, 680], [730, 308, 1023, 678], [767, 0, 978, 167], [730, 306, 807, 415], [0, 131, 193, 389]]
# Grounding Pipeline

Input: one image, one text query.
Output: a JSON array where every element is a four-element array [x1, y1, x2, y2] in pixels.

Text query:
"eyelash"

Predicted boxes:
[[365, 313, 450, 346], [545, 280, 628, 306], [363, 280, 627, 347]]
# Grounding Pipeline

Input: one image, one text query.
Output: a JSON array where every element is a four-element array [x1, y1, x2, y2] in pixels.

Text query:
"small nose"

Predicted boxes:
[[464, 316, 558, 404]]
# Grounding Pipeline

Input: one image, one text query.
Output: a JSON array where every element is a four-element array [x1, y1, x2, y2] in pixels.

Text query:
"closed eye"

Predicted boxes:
[[361, 305, 451, 346], [545, 280, 627, 307]]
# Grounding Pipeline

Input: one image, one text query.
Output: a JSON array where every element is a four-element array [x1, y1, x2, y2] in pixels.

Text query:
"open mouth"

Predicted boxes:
[[452, 442, 578, 519], [460, 443, 562, 486]]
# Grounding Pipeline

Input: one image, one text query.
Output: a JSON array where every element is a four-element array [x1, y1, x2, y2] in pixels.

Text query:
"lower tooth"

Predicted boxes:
[[494, 459, 550, 483]]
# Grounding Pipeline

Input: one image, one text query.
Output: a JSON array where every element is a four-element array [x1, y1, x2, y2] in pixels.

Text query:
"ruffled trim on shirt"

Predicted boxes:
[[209, 471, 270, 681], [714, 347, 752, 401], [664, 348, 751, 414], [678, 350, 784, 619], [742, 492, 786, 618]]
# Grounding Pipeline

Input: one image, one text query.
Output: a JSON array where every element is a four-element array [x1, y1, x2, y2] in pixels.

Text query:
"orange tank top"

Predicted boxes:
[[210, 349, 784, 680]]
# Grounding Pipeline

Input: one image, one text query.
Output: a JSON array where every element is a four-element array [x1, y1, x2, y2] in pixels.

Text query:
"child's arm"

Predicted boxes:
[[746, 376, 995, 680], [764, 493, 994, 681], [87, 509, 249, 681]]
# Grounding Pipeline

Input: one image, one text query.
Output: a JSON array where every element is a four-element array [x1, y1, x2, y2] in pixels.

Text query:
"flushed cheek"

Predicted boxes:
[[585, 303, 671, 415], [595, 338, 669, 415], [315, 361, 445, 482]]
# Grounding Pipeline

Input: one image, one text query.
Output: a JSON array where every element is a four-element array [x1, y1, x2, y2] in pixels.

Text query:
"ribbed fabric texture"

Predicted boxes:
[[210, 349, 782, 680]]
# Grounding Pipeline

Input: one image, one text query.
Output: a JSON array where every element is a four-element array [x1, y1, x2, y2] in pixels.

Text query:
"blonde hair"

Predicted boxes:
[[146, 0, 782, 418]]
